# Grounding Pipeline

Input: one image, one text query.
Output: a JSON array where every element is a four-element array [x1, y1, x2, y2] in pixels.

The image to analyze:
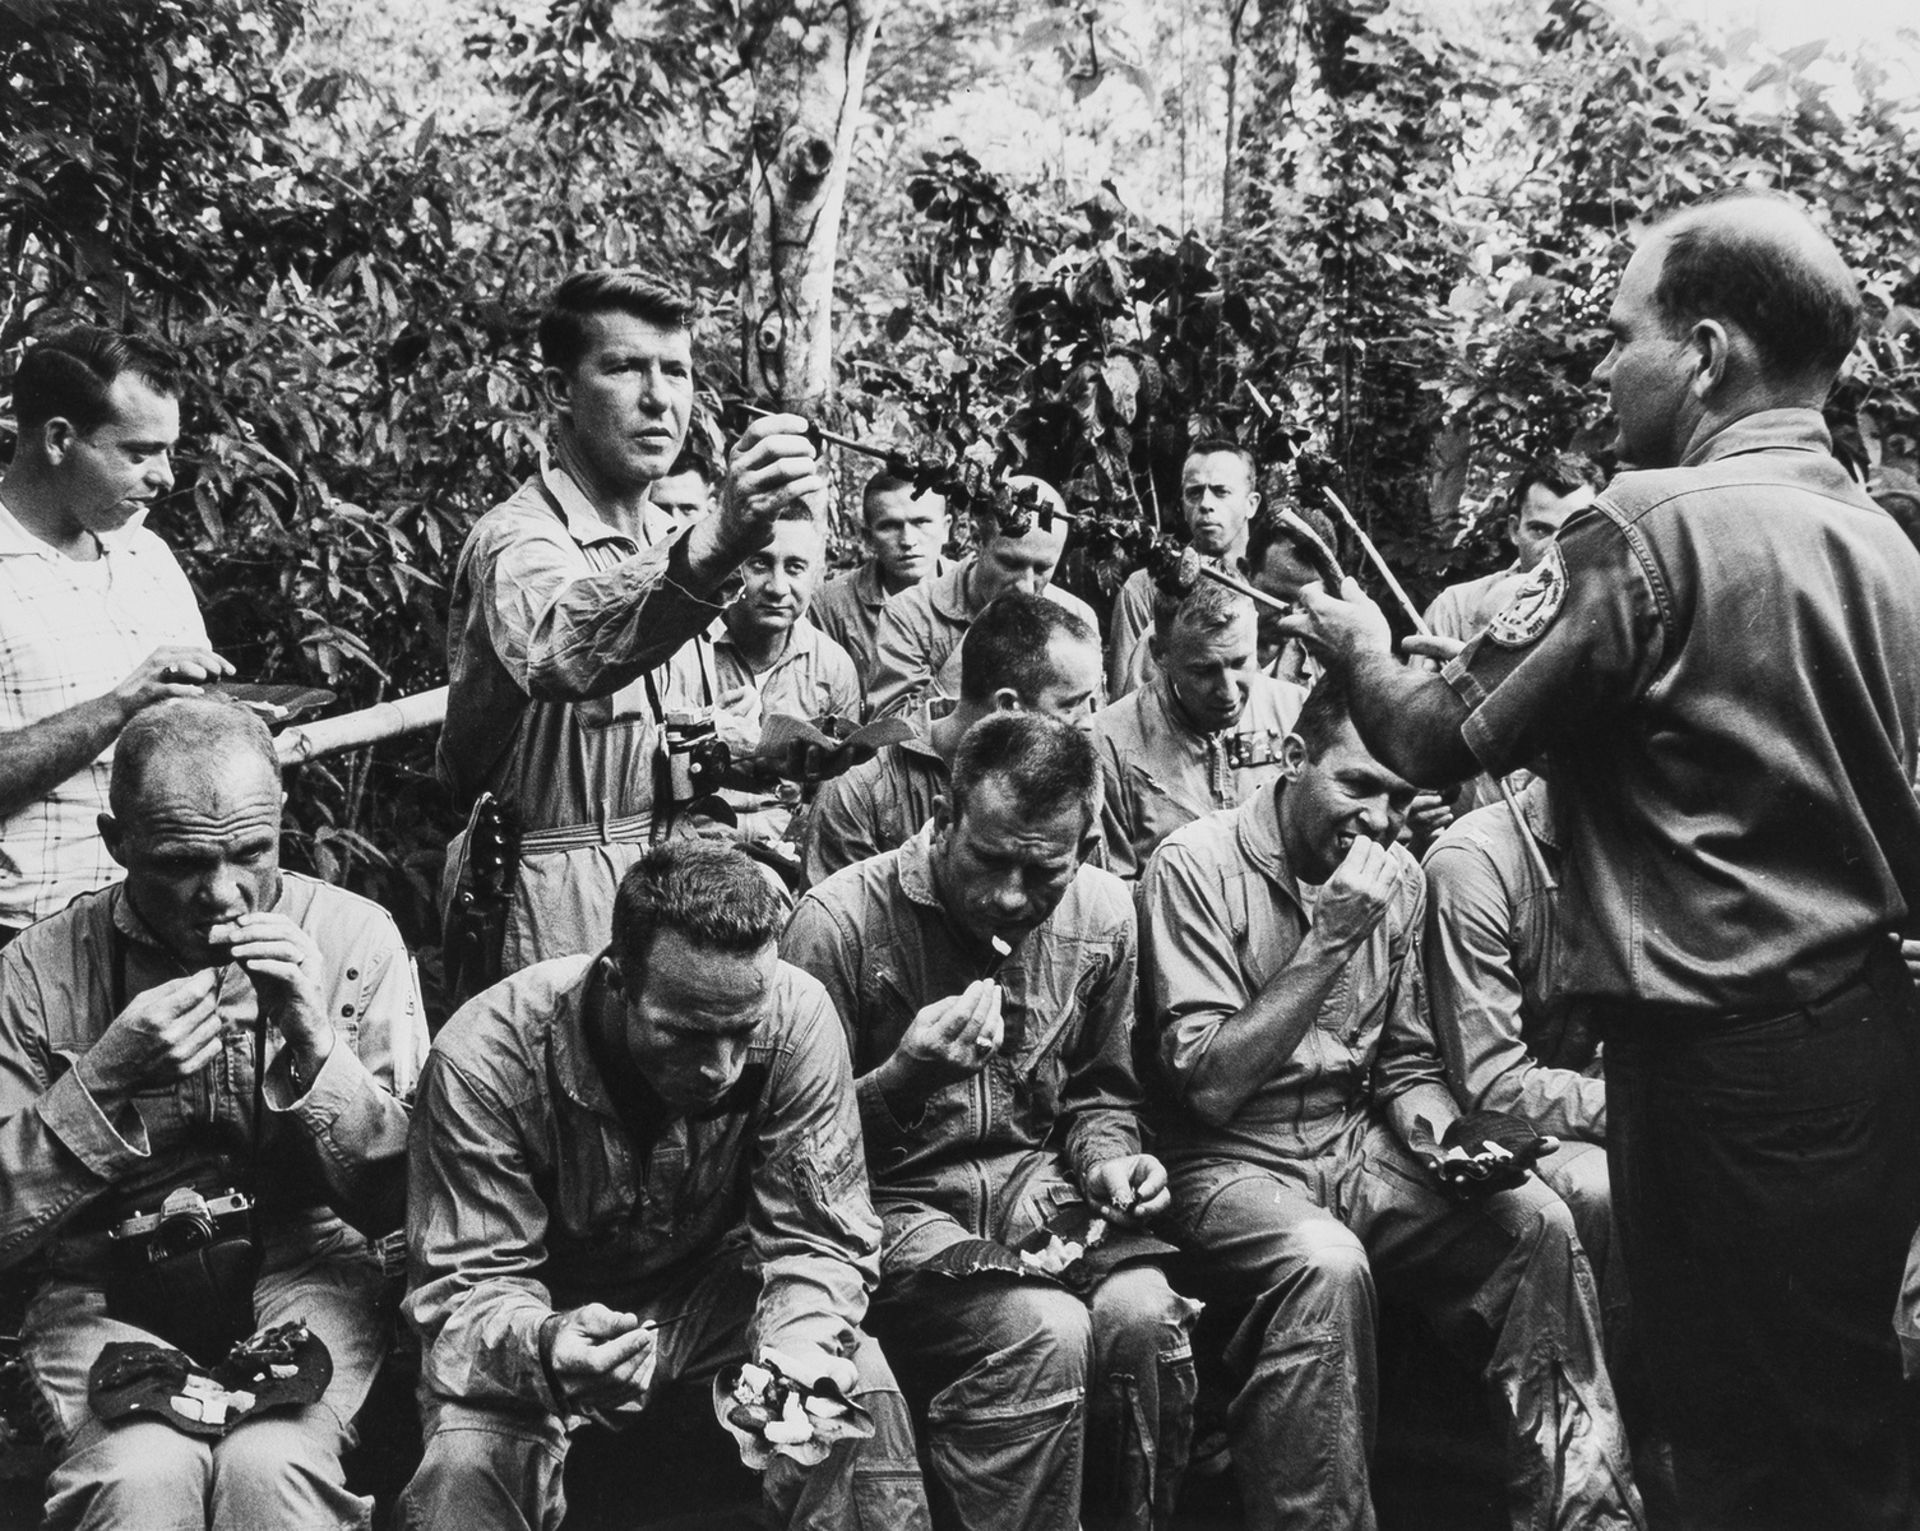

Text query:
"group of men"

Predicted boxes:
[[0, 188, 1915, 1531]]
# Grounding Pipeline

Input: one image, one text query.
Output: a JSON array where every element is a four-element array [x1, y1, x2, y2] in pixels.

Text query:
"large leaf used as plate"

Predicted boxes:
[[210, 683, 337, 722], [88, 1321, 332, 1440], [713, 1351, 873, 1471]]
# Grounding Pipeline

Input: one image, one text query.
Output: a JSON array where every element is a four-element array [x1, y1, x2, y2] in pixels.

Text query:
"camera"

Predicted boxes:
[[662, 709, 732, 805], [111, 1185, 254, 1264]]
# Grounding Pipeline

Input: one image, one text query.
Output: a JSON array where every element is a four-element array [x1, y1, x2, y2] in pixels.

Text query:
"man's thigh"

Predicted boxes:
[[1534, 1140, 1611, 1270], [1164, 1156, 1365, 1305]]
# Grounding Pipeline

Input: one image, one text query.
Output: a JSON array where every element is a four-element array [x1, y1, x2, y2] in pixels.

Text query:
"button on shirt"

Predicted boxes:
[[1138, 790, 1442, 1172], [405, 954, 879, 1413], [1443, 410, 1920, 1010], [1092, 671, 1307, 879], [0, 503, 207, 927], [866, 560, 1100, 721], [1421, 782, 1604, 1143], [781, 828, 1144, 1270], [0, 874, 426, 1275]]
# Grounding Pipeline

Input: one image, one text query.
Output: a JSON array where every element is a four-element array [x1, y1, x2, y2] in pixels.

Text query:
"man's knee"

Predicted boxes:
[[400, 1405, 568, 1531], [1089, 1265, 1196, 1370], [937, 1283, 1092, 1414], [209, 1406, 366, 1528], [44, 1419, 210, 1531]]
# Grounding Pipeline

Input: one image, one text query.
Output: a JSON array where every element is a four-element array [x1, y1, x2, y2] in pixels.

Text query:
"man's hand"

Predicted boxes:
[[716, 413, 828, 554], [892, 979, 1004, 1091], [1312, 837, 1401, 951], [1402, 790, 1454, 855], [210, 912, 333, 1080], [1087, 1154, 1171, 1226], [1400, 632, 1465, 668], [1275, 577, 1394, 666], [111, 645, 234, 723], [713, 684, 764, 754], [548, 1304, 658, 1415], [1902, 938, 1920, 986], [74, 968, 224, 1102]]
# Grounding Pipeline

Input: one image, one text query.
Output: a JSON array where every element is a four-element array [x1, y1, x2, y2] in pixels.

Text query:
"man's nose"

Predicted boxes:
[[149, 453, 175, 493]]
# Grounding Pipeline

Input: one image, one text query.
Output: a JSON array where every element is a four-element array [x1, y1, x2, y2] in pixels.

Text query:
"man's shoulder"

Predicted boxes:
[[456, 476, 559, 560], [1090, 688, 1152, 751], [431, 954, 590, 1088], [274, 872, 406, 947], [797, 844, 903, 922], [1151, 802, 1244, 871], [0, 890, 109, 985], [1044, 583, 1098, 628], [1060, 860, 1135, 935]]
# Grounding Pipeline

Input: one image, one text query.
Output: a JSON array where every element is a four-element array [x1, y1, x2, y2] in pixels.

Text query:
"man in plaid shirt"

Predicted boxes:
[[0, 326, 228, 946]]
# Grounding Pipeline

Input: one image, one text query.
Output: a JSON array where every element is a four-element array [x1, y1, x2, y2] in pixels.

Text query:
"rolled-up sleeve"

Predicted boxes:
[[474, 517, 726, 704], [748, 984, 882, 1364], [406, 1052, 564, 1412]]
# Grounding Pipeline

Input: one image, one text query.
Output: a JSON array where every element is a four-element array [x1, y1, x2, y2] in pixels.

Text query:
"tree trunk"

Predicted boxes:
[[740, 0, 885, 409]]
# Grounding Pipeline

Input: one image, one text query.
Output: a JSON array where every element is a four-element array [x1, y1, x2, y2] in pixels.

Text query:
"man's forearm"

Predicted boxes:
[[0, 693, 127, 819], [1174, 935, 1352, 1127], [1345, 650, 1478, 787]]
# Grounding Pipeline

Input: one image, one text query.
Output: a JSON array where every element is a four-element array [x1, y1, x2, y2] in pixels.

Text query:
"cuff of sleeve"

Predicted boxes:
[[855, 1071, 927, 1161], [1067, 1123, 1140, 1188], [40, 1066, 150, 1178], [264, 1035, 366, 1122]]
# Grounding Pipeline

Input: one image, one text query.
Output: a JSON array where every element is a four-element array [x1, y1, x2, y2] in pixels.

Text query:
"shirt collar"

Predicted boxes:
[[1147, 671, 1218, 741], [0, 496, 142, 561], [896, 822, 947, 911], [550, 956, 621, 1118], [712, 611, 821, 668], [928, 560, 976, 623], [853, 558, 889, 610], [1233, 784, 1306, 914], [537, 449, 678, 550], [1682, 408, 1832, 470]]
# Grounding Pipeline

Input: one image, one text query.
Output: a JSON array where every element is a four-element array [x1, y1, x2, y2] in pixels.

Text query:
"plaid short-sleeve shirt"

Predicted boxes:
[[0, 502, 207, 927]]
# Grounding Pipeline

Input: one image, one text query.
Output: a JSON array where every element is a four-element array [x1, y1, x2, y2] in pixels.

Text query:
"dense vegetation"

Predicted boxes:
[[5, 0, 1916, 1009]]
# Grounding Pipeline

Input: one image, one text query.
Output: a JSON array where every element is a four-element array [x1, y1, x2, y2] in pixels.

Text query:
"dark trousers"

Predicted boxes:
[[1602, 949, 1920, 1531]]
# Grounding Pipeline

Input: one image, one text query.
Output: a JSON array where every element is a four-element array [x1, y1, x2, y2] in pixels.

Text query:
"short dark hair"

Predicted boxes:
[[1508, 451, 1604, 516], [1152, 578, 1253, 645], [609, 840, 786, 979], [959, 590, 1096, 705], [662, 451, 714, 486], [12, 325, 184, 434], [1290, 675, 1356, 762], [1184, 438, 1255, 482], [538, 270, 694, 375], [1652, 194, 1862, 382], [1246, 500, 1337, 581], [862, 473, 944, 526], [950, 711, 1098, 832], [109, 698, 279, 823]]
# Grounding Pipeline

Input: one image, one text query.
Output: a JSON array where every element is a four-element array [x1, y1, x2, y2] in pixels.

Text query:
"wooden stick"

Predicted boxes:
[[1320, 487, 1429, 636]]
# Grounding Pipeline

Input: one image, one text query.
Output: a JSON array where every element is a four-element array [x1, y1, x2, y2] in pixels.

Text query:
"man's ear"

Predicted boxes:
[[542, 364, 575, 419], [1279, 732, 1309, 782], [39, 416, 78, 469], [988, 687, 1023, 715], [1505, 514, 1522, 547], [1687, 318, 1733, 399], [98, 813, 127, 869], [1076, 810, 1102, 866], [931, 793, 955, 836], [1246, 490, 1261, 519], [599, 953, 624, 994]]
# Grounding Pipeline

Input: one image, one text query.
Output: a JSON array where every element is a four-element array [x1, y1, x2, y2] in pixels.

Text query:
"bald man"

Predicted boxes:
[[0, 698, 426, 1530], [1283, 193, 1920, 1530], [865, 478, 1099, 722]]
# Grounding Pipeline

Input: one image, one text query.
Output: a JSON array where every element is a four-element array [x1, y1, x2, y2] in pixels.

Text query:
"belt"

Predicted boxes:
[[1591, 940, 1905, 1037], [517, 810, 654, 855]]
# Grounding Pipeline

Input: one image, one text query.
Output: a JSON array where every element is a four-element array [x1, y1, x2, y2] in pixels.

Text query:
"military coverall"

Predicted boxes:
[[400, 954, 928, 1531], [783, 832, 1197, 1531], [1139, 790, 1640, 1531], [0, 876, 426, 1531]]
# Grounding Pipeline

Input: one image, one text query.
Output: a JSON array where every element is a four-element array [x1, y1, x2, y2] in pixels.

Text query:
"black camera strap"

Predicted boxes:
[[108, 919, 264, 1197]]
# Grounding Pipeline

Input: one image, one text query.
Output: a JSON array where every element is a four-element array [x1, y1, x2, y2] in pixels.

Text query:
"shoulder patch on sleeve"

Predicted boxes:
[[1483, 543, 1567, 649]]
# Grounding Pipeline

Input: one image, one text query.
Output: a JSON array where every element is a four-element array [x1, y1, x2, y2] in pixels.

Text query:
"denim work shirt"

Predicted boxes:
[[1092, 670, 1307, 879], [781, 828, 1144, 1270], [866, 560, 1100, 721], [1422, 781, 1606, 1143], [1138, 788, 1445, 1173], [0, 876, 426, 1277], [405, 954, 881, 1413]]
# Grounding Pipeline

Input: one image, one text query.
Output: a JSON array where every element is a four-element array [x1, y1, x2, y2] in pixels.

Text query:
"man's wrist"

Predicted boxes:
[[538, 1311, 570, 1409]]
